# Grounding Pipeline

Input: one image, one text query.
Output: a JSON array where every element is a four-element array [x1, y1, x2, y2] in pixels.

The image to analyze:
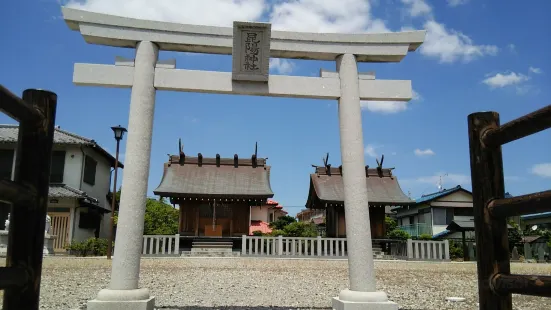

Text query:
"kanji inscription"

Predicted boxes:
[[232, 21, 271, 82], [243, 31, 261, 71]]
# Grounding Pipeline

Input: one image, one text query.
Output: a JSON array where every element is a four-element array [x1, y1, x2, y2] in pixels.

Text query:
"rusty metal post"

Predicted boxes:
[[467, 111, 511, 310], [3, 89, 57, 310]]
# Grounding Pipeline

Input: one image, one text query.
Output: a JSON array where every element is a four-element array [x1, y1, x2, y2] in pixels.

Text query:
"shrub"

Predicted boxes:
[[418, 234, 433, 240], [269, 229, 285, 236], [252, 230, 264, 236], [387, 229, 410, 240], [282, 222, 318, 237], [448, 240, 464, 260], [66, 237, 113, 257]]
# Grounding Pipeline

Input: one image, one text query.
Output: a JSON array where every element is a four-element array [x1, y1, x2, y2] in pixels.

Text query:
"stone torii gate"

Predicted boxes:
[[62, 7, 425, 310]]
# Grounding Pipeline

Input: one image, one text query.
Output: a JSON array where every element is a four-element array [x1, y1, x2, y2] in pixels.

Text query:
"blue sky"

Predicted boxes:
[[1, 0, 549, 216]]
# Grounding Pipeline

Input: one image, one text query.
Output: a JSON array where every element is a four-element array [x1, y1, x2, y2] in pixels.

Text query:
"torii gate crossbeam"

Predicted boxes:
[[62, 7, 425, 310]]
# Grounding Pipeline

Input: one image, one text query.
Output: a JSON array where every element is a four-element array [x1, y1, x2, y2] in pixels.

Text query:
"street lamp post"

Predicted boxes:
[[107, 125, 126, 260]]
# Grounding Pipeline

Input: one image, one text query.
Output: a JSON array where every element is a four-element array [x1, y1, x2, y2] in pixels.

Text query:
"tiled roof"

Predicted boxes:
[[306, 166, 413, 208], [154, 155, 274, 199], [249, 221, 272, 235], [49, 184, 87, 198], [415, 185, 471, 204], [0, 124, 123, 168]]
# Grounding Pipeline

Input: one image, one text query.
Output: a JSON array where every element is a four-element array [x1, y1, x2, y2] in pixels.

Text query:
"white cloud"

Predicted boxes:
[[67, 0, 390, 34], [421, 20, 499, 63], [360, 90, 421, 114], [401, 0, 432, 17], [529, 66, 543, 74], [269, 58, 295, 74], [361, 101, 408, 114], [414, 148, 435, 156], [269, 0, 390, 33], [482, 72, 530, 88], [531, 163, 551, 178], [365, 144, 381, 158], [66, 0, 266, 27], [508, 44, 516, 53], [447, 0, 469, 7]]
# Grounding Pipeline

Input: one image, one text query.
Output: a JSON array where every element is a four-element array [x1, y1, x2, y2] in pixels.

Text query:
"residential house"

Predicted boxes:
[[296, 208, 326, 225], [393, 185, 474, 239], [0, 125, 122, 252], [249, 199, 288, 234]]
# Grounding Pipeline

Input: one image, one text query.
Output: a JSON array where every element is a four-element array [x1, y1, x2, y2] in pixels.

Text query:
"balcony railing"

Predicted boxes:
[[397, 223, 433, 237]]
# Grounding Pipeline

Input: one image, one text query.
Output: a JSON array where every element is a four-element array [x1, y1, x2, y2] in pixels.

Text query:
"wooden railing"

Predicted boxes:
[[468, 104, 551, 309], [142, 234, 180, 256], [0, 86, 58, 310]]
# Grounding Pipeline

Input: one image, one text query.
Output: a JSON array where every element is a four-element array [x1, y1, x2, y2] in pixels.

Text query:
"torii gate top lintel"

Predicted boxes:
[[61, 7, 426, 63]]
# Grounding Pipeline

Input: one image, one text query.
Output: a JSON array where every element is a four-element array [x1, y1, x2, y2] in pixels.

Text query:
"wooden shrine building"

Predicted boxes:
[[153, 146, 274, 238], [305, 158, 413, 238]]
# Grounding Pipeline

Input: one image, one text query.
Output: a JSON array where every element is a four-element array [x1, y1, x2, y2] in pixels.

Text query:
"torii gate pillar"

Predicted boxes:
[[62, 7, 425, 310]]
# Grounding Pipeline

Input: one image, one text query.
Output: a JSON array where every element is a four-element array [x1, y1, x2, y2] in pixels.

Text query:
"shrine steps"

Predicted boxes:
[[182, 239, 241, 257]]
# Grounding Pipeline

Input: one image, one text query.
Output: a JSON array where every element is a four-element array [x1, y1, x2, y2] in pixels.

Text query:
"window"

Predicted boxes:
[[0, 149, 14, 180], [454, 208, 473, 217], [50, 151, 66, 183], [83, 155, 97, 185], [433, 207, 454, 225]]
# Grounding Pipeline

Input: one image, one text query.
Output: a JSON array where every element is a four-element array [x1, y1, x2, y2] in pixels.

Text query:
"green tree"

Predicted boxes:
[[269, 215, 297, 230], [385, 216, 397, 232], [282, 221, 318, 237], [508, 220, 523, 252], [143, 197, 179, 235]]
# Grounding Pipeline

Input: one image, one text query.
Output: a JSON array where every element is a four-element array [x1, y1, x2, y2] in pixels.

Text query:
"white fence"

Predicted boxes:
[[142, 234, 180, 256], [242, 235, 347, 257], [406, 239, 450, 261], [242, 236, 450, 261]]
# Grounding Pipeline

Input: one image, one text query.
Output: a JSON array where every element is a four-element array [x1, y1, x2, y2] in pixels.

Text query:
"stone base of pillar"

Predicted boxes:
[[87, 288, 155, 310], [332, 290, 398, 310]]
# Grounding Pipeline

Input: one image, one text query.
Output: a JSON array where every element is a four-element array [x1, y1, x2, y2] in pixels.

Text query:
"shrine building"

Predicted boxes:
[[305, 163, 413, 238], [153, 146, 274, 239]]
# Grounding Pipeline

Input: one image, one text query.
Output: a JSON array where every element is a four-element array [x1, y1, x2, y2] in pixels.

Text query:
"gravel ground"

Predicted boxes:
[[1, 257, 550, 310]]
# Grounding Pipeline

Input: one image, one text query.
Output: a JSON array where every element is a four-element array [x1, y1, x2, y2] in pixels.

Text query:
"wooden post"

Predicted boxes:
[[3, 89, 57, 310], [468, 111, 511, 310]]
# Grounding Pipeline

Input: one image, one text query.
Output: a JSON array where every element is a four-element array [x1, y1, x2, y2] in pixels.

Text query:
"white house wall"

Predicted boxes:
[[79, 147, 114, 239], [432, 191, 473, 208], [58, 145, 85, 189], [250, 206, 269, 222]]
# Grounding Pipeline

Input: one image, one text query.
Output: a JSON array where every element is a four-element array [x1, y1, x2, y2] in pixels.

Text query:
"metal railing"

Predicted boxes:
[[397, 223, 433, 237], [0, 86, 58, 310], [468, 104, 551, 309]]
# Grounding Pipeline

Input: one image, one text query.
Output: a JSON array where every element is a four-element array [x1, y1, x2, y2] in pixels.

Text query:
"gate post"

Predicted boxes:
[[332, 53, 397, 309], [467, 112, 511, 310], [88, 41, 158, 310]]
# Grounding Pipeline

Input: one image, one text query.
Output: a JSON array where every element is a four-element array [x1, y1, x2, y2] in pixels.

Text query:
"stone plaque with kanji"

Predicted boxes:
[[232, 21, 271, 82]]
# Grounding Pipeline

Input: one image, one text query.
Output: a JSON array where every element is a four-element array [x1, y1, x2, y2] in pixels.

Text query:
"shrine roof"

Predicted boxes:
[[153, 154, 274, 200], [306, 166, 413, 209]]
